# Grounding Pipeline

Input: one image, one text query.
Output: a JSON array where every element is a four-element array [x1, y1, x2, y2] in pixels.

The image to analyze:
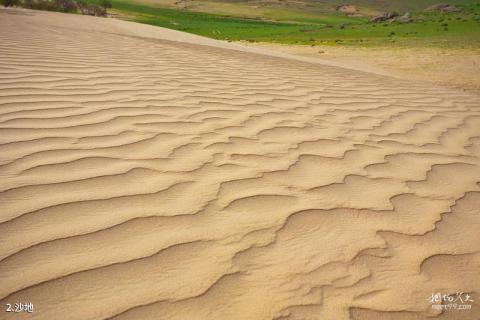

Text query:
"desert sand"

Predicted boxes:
[[0, 7, 479, 320], [239, 42, 480, 93]]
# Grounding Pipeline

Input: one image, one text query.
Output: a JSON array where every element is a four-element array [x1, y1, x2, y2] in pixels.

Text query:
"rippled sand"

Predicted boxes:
[[0, 8, 479, 320]]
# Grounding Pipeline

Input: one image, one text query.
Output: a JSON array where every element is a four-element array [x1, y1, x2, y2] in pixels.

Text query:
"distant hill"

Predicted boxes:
[[141, 0, 480, 16], [305, 0, 476, 12]]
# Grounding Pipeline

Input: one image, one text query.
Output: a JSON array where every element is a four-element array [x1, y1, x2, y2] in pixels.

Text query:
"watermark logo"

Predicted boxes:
[[5, 302, 34, 313], [427, 292, 473, 311]]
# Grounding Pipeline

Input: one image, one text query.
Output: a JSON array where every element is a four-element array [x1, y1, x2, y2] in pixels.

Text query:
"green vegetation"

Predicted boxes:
[[107, 0, 480, 47], [2, 0, 112, 16], [4, 0, 480, 48]]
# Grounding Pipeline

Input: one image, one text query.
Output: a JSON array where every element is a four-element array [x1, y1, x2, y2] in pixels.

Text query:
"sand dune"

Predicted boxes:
[[0, 8, 479, 320], [239, 42, 480, 93]]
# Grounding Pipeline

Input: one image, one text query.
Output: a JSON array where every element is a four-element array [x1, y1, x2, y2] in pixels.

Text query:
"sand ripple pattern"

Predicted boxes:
[[0, 8, 479, 320]]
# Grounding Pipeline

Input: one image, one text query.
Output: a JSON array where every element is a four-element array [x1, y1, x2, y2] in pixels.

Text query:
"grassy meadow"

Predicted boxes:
[[104, 0, 480, 48], [3, 0, 480, 47]]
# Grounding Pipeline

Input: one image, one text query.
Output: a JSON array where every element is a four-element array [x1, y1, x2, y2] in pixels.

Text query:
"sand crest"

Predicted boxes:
[[0, 8, 479, 320]]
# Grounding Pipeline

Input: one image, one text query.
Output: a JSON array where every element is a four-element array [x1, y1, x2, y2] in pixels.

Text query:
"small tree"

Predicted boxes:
[[55, 0, 78, 12], [99, 0, 111, 9], [94, 5, 106, 16], [76, 0, 87, 13]]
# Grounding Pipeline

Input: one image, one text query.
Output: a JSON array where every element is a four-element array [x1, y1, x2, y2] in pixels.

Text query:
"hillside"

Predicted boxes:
[[3, 0, 480, 47], [127, 0, 480, 16], [103, 0, 480, 48]]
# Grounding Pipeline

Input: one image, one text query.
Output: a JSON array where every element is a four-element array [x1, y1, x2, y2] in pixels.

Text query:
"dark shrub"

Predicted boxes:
[[55, 0, 77, 12], [4, 0, 19, 7], [99, 0, 111, 9]]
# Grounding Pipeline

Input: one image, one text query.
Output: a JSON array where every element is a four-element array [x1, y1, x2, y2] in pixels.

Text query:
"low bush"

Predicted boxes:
[[4, 0, 20, 6], [3, 0, 110, 17]]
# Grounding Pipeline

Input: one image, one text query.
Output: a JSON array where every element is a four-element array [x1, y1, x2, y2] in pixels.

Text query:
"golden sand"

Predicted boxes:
[[238, 42, 480, 93], [0, 8, 479, 320]]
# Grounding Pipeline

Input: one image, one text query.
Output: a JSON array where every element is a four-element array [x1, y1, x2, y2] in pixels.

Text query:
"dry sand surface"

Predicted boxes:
[[239, 42, 480, 93], [1, 8, 480, 320]]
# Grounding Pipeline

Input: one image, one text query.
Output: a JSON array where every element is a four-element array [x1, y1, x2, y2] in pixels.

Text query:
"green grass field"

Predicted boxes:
[[108, 0, 480, 47], [4, 0, 480, 47]]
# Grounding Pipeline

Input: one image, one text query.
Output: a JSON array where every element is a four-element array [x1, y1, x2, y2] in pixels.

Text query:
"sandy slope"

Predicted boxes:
[[0, 8, 479, 320], [238, 42, 480, 93]]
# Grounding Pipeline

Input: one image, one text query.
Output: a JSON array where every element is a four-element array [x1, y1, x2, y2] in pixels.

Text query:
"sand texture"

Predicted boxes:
[[0, 8, 479, 320], [239, 42, 480, 93]]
